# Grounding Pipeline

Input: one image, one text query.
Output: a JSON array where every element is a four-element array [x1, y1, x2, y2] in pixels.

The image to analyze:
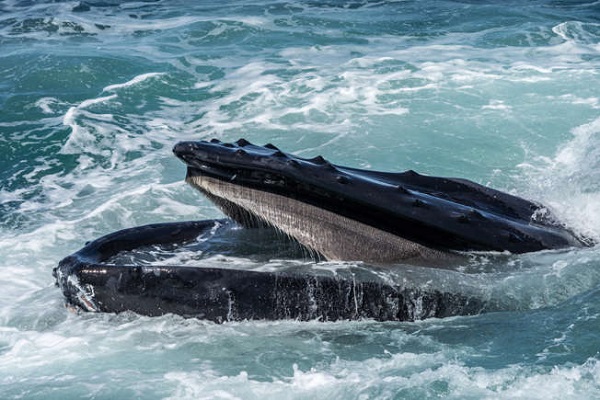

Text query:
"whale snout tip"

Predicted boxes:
[[173, 139, 255, 164], [174, 138, 292, 169], [172, 141, 194, 157], [173, 142, 204, 169]]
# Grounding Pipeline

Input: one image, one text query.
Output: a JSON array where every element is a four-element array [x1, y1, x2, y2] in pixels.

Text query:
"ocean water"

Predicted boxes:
[[1, 0, 600, 398]]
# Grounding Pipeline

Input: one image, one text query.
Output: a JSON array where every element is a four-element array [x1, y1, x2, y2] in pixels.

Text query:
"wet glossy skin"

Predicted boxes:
[[173, 138, 588, 259], [53, 220, 487, 322]]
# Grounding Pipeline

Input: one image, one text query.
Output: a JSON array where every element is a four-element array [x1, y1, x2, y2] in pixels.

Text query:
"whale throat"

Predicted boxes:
[[186, 173, 449, 263]]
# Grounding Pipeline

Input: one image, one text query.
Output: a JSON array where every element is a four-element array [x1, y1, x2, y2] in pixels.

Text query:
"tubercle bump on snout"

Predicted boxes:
[[174, 138, 344, 175]]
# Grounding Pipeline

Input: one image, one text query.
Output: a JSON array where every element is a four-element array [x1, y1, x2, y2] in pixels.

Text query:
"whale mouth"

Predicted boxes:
[[173, 139, 444, 263], [173, 138, 589, 263]]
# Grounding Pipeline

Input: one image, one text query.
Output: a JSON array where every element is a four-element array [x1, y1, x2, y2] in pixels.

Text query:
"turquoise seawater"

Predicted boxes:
[[1, 0, 600, 398]]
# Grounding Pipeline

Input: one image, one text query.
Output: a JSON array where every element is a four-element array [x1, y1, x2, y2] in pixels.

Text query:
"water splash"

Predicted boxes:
[[519, 116, 600, 242]]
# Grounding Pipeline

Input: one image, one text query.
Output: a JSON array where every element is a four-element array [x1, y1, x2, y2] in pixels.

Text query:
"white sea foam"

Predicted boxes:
[[61, 95, 117, 156], [482, 100, 511, 111], [553, 21, 600, 44], [159, 346, 600, 400], [34, 97, 61, 114], [519, 116, 600, 242], [103, 73, 165, 93]]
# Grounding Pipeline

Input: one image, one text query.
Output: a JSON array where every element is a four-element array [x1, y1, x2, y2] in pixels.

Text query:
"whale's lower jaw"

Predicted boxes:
[[186, 173, 454, 265]]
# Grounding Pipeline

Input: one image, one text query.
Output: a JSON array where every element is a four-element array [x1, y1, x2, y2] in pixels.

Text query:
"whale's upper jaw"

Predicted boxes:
[[173, 138, 588, 256], [172, 138, 336, 194]]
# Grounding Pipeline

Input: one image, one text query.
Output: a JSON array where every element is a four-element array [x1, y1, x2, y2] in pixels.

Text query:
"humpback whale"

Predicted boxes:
[[54, 138, 590, 322]]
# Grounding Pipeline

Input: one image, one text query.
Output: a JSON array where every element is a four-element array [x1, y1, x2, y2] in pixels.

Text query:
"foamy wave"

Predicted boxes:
[[60, 72, 177, 165], [519, 117, 600, 242], [61, 94, 118, 157], [553, 21, 600, 45], [103, 73, 165, 92], [162, 349, 600, 400]]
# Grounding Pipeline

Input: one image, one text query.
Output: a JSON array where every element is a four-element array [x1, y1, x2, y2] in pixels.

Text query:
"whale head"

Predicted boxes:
[[173, 138, 587, 264]]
